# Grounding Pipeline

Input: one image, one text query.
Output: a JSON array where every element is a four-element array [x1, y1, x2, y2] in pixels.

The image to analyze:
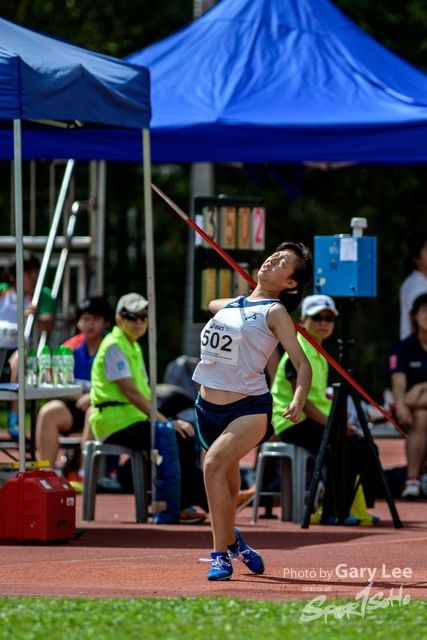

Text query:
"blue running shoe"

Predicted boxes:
[[7, 412, 19, 438], [207, 552, 233, 581], [230, 527, 265, 574], [327, 515, 360, 526]]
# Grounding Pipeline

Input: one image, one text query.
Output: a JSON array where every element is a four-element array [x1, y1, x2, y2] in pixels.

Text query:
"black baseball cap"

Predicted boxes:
[[411, 293, 427, 316], [77, 296, 112, 322]]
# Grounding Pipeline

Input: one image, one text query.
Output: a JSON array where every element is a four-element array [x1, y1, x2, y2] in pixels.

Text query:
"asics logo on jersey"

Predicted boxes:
[[209, 322, 225, 331], [244, 313, 258, 321]]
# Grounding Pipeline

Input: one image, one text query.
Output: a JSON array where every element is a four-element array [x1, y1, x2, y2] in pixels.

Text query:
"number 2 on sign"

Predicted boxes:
[[252, 208, 265, 249]]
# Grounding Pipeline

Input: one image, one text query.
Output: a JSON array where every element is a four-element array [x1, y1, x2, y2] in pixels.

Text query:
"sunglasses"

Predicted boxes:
[[120, 311, 148, 322], [310, 313, 336, 323]]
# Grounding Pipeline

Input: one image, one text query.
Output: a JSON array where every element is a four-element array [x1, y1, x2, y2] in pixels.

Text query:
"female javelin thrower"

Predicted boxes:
[[193, 242, 313, 580]]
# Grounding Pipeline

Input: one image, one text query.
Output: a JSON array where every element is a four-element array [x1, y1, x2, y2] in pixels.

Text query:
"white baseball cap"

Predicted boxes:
[[301, 295, 339, 317], [116, 293, 148, 315]]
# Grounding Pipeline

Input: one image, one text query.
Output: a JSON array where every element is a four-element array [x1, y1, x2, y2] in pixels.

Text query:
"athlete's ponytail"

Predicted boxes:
[[276, 242, 313, 313]]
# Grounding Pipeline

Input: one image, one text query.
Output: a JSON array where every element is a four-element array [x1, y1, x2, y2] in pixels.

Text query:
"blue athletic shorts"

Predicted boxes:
[[195, 391, 274, 450]]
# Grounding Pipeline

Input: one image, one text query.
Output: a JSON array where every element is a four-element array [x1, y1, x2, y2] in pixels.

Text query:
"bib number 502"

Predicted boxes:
[[201, 329, 232, 351]]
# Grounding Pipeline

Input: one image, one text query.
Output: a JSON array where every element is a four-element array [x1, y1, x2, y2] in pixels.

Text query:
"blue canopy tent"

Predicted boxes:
[[0, 17, 157, 471], [7, 0, 427, 164], [125, 0, 427, 164]]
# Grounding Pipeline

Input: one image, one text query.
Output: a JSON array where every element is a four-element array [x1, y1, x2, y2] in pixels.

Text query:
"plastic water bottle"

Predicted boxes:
[[62, 346, 75, 384], [25, 347, 38, 386], [52, 345, 63, 385], [38, 345, 52, 385]]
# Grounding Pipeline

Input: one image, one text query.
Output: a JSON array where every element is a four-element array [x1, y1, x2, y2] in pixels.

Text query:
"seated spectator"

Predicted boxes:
[[0, 252, 56, 437], [390, 293, 427, 499], [90, 292, 208, 523], [271, 294, 378, 524], [36, 296, 112, 469], [400, 233, 427, 340]]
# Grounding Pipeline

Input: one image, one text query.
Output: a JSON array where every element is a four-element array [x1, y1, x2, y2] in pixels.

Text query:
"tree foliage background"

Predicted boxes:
[[1, 0, 427, 399]]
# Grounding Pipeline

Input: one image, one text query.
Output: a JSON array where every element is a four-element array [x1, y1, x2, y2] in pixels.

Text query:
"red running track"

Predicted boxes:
[[0, 438, 425, 601]]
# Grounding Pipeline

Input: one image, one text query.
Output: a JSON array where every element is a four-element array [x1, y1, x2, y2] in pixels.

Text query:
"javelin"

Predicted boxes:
[[151, 183, 405, 437]]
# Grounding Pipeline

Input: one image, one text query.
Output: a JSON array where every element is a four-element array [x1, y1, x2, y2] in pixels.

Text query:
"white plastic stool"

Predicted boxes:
[[82, 441, 148, 523], [251, 442, 312, 525]]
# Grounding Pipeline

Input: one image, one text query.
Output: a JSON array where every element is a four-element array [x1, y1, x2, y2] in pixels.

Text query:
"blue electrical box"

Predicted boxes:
[[314, 235, 377, 297]]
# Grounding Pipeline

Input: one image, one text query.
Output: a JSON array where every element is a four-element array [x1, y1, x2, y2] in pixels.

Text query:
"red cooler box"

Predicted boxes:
[[0, 470, 76, 542]]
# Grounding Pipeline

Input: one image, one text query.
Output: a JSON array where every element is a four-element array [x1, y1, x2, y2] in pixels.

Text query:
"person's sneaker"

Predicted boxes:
[[7, 412, 19, 438], [230, 527, 265, 574], [366, 405, 387, 424], [97, 475, 124, 493], [179, 506, 207, 524], [69, 480, 83, 494], [401, 477, 421, 499], [357, 513, 380, 526], [327, 515, 360, 526], [421, 474, 427, 497], [67, 469, 84, 494], [207, 552, 233, 581], [236, 485, 256, 514]]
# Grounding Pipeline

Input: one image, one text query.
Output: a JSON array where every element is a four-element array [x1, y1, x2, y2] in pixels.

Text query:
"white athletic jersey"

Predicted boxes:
[[400, 270, 427, 340], [192, 296, 282, 395], [0, 287, 30, 349]]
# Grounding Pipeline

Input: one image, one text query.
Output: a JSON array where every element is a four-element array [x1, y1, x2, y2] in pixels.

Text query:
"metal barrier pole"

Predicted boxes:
[[24, 159, 75, 342], [96, 161, 106, 295], [37, 199, 94, 354]]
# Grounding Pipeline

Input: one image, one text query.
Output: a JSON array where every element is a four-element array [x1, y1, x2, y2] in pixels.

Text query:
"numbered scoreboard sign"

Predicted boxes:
[[193, 195, 265, 322], [218, 269, 233, 298], [220, 207, 237, 249], [202, 206, 219, 248], [201, 268, 217, 310], [251, 207, 265, 250], [237, 207, 251, 249]]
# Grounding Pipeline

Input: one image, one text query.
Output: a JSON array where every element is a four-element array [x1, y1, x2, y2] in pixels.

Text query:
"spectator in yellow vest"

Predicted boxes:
[[89, 293, 207, 523]]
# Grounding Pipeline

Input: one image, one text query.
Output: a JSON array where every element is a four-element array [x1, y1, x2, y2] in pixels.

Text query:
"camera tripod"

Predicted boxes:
[[301, 299, 402, 529]]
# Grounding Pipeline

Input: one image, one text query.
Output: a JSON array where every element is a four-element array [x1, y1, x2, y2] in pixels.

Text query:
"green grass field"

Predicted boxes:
[[0, 597, 425, 640]]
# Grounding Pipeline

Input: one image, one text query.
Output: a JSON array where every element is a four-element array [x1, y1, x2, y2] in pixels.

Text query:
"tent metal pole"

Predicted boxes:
[[13, 120, 26, 472], [95, 160, 106, 295], [143, 128, 157, 495], [30, 160, 36, 236], [25, 158, 75, 344]]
